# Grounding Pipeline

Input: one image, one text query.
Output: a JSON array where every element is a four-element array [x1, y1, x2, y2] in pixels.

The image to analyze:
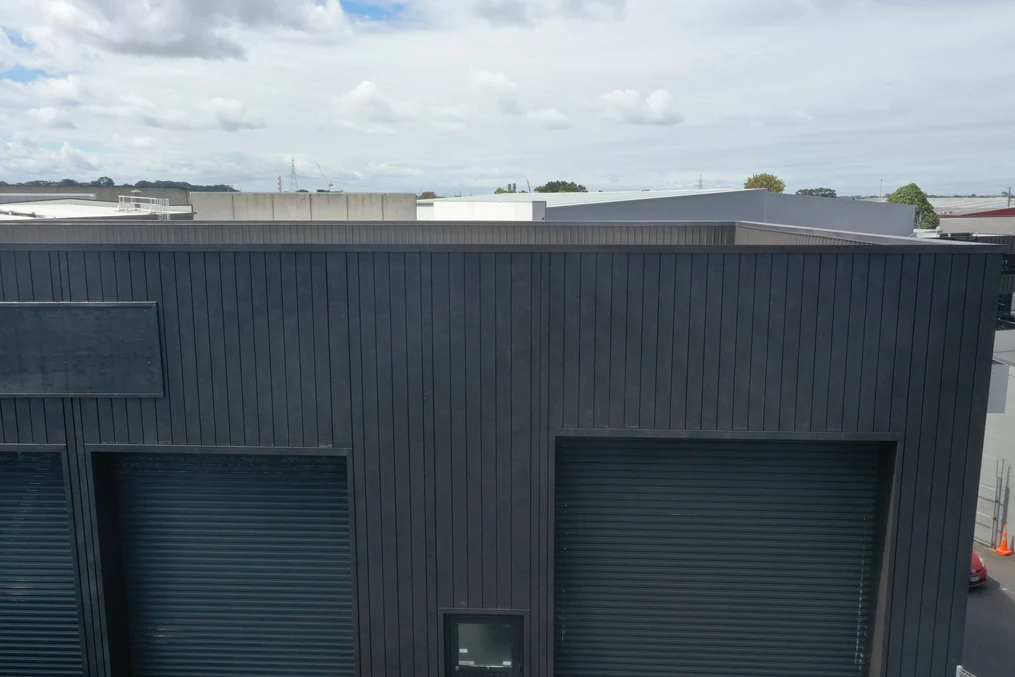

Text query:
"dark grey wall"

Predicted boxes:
[[0, 247, 999, 677], [763, 192, 915, 236], [545, 191, 915, 237], [547, 190, 765, 223]]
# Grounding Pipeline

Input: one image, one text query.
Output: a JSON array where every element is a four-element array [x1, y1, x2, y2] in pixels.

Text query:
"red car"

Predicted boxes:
[[970, 551, 987, 588]]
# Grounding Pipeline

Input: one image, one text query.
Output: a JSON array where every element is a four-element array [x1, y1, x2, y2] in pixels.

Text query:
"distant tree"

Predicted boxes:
[[418, 191, 438, 199], [534, 180, 587, 193], [1003, 190, 1011, 198], [296, 189, 309, 193], [90, 176, 115, 187], [796, 187, 837, 198], [887, 183, 940, 230], [494, 186, 517, 194], [744, 173, 786, 193]]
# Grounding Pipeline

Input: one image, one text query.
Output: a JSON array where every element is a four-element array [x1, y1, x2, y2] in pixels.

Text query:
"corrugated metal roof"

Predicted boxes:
[[930, 197, 1014, 215], [420, 188, 756, 207]]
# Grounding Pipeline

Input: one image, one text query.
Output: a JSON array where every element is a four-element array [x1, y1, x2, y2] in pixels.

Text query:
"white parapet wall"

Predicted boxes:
[[418, 200, 547, 221]]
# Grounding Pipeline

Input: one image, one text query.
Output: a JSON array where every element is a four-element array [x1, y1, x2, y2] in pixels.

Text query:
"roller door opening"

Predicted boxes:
[[554, 440, 883, 677], [111, 454, 353, 677], [0, 452, 82, 676]]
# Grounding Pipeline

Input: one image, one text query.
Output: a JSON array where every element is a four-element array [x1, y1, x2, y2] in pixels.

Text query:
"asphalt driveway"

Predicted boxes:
[[961, 545, 1015, 676]]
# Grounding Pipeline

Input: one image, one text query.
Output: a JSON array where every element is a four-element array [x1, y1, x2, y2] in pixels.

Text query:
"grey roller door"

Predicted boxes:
[[114, 454, 353, 677], [554, 441, 880, 677], [0, 452, 82, 676]]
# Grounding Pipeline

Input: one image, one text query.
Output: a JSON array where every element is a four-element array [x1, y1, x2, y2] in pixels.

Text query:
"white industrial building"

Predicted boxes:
[[419, 188, 917, 236]]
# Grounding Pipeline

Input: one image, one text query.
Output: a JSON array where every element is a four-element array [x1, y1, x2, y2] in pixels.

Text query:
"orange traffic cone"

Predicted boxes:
[[996, 525, 1013, 556]]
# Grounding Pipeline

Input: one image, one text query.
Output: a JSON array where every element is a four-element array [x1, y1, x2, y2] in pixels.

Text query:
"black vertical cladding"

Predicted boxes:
[[778, 254, 803, 430], [593, 253, 612, 428], [700, 253, 723, 430], [716, 254, 739, 430], [638, 254, 660, 429], [249, 253, 276, 446], [479, 253, 500, 607], [763, 254, 787, 431], [622, 253, 643, 429], [448, 253, 468, 612], [683, 254, 708, 428], [653, 254, 677, 429], [463, 254, 484, 609], [732, 254, 756, 431], [0, 248, 1000, 677], [607, 253, 627, 430], [403, 253, 431, 677], [576, 254, 595, 429]]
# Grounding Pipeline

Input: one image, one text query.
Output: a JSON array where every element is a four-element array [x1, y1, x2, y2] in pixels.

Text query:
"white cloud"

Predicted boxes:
[[474, 0, 625, 26], [0, 136, 101, 177], [471, 70, 521, 115], [0, 75, 90, 107], [27, 106, 76, 129], [0, 29, 17, 71], [132, 135, 155, 149], [601, 89, 683, 126], [26, 0, 351, 61], [527, 107, 571, 129], [2, 0, 1015, 194], [86, 94, 265, 132], [205, 98, 266, 132], [333, 80, 416, 134], [475, 0, 532, 27]]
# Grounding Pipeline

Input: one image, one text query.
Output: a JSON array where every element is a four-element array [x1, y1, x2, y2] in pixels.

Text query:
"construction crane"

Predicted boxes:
[[317, 163, 334, 192]]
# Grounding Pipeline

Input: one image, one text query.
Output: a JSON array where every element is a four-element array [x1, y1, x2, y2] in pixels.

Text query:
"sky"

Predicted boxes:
[[0, 0, 1013, 195]]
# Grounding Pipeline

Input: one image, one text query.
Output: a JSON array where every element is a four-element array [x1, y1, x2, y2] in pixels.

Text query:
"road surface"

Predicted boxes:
[[961, 544, 1015, 676]]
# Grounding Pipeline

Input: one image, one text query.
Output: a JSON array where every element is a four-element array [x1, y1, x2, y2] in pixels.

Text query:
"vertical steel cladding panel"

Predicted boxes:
[[114, 454, 353, 677], [554, 441, 879, 677], [0, 452, 83, 676]]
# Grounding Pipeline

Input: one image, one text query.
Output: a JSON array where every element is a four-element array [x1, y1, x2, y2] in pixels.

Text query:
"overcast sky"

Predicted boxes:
[[1, 0, 1013, 195]]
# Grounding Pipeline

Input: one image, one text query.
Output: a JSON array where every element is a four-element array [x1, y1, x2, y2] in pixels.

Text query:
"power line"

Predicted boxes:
[[289, 157, 299, 192]]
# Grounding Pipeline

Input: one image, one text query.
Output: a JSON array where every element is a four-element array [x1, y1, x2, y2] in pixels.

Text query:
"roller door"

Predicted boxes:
[[114, 454, 353, 677], [0, 452, 82, 676], [554, 441, 880, 677]]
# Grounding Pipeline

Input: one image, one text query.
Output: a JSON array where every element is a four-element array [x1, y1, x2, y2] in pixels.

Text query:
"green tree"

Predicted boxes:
[[494, 186, 517, 194], [744, 173, 786, 193], [534, 180, 587, 193], [887, 183, 940, 230], [90, 176, 115, 187], [418, 191, 438, 200], [796, 187, 837, 198]]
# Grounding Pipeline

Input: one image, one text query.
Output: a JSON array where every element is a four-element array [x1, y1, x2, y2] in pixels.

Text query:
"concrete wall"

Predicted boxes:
[[190, 192, 416, 221], [763, 193, 915, 236], [0, 185, 191, 205]]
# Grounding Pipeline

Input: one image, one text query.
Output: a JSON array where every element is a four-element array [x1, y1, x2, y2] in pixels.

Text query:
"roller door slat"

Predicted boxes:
[[555, 442, 878, 677], [0, 453, 83, 676], [115, 454, 353, 677]]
